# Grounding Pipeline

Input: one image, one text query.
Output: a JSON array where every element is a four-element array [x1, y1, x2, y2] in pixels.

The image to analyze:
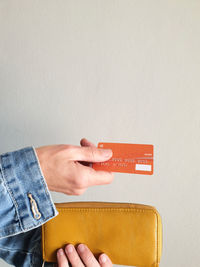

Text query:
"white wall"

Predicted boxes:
[[0, 1, 200, 266]]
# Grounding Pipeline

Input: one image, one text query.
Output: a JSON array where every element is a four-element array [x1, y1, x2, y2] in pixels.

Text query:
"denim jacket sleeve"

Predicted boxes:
[[0, 146, 58, 239]]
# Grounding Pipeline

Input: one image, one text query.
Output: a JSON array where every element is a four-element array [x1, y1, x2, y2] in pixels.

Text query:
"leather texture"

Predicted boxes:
[[42, 202, 162, 267]]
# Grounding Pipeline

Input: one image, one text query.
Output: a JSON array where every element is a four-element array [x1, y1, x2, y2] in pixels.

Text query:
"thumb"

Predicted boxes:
[[71, 146, 113, 162]]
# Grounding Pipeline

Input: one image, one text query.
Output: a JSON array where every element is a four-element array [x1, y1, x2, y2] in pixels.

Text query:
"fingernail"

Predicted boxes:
[[66, 244, 73, 253], [78, 244, 85, 252], [99, 254, 107, 263], [101, 149, 112, 157], [57, 249, 64, 256]]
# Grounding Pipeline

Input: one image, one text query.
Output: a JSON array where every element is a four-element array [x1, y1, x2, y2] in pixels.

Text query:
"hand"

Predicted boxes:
[[56, 244, 113, 267], [35, 138, 114, 195]]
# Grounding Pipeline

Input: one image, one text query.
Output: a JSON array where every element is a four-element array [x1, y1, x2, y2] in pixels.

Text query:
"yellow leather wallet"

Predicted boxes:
[[41, 202, 162, 267]]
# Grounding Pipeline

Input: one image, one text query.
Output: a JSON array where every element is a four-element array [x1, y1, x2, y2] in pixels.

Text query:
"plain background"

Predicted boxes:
[[0, 1, 200, 266]]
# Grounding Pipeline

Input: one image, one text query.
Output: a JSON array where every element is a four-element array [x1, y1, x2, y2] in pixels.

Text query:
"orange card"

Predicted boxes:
[[92, 142, 154, 175]]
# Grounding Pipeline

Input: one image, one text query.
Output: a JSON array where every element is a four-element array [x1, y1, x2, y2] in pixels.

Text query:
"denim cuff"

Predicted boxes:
[[0, 146, 58, 237]]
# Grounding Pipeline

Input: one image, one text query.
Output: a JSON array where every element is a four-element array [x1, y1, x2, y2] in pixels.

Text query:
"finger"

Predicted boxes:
[[70, 146, 113, 162], [57, 249, 69, 267], [64, 244, 84, 267], [77, 163, 114, 187], [80, 138, 96, 148], [79, 138, 96, 167], [99, 253, 113, 267], [77, 244, 99, 267]]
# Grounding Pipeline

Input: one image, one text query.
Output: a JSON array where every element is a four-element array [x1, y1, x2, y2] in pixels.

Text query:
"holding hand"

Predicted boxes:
[[57, 244, 113, 267], [35, 138, 113, 195]]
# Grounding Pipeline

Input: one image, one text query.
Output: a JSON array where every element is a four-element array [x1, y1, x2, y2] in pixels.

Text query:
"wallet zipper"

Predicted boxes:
[[55, 201, 153, 209]]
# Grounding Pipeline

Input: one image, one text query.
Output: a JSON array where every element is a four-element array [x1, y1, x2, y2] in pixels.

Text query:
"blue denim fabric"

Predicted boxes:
[[0, 146, 59, 266]]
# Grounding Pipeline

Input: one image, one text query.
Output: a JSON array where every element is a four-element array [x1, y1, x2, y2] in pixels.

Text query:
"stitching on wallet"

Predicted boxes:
[[43, 208, 160, 264]]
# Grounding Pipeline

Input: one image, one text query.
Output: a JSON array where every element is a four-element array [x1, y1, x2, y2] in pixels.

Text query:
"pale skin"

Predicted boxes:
[[35, 138, 114, 266], [56, 243, 113, 267]]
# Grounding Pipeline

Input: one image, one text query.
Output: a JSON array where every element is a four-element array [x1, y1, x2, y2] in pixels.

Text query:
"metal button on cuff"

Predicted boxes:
[[28, 193, 41, 220]]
